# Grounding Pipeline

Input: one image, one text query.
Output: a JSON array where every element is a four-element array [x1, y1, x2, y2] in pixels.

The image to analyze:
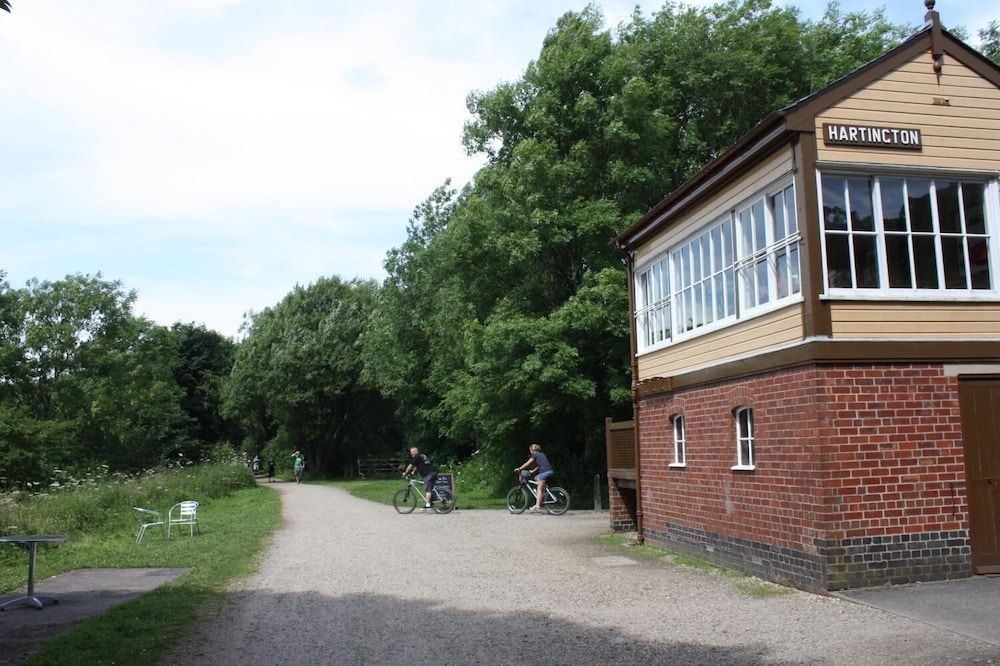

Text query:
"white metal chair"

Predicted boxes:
[[133, 507, 165, 543], [167, 501, 199, 538]]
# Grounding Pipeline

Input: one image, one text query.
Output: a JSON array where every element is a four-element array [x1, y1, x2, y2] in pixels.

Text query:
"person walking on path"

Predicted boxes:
[[291, 450, 305, 483], [267, 459, 276, 483], [515, 443, 554, 513], [402, 447, 437, 511]]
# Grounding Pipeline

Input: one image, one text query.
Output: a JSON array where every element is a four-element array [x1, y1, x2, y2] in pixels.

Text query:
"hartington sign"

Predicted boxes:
[[822, 123, 923, 150]]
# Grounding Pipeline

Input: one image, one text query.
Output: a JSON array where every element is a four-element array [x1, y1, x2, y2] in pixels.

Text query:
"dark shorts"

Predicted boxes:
[[422, 473, 438, 492], [537, 470, 555, 482]]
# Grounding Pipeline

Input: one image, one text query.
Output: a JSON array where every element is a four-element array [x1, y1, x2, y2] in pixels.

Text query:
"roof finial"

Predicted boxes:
[[924, 0, 943, 77]]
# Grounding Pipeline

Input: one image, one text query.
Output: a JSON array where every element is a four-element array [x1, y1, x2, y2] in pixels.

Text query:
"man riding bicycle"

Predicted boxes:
[[514, 443, 554, 513], [403, 447, 437, 511]]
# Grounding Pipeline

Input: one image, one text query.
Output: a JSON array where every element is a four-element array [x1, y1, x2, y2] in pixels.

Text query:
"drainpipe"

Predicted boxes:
[[619, 243, 645, 544]]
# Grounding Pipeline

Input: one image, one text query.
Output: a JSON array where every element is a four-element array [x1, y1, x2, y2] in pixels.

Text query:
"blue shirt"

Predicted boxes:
[[532, 451, 552, 473]]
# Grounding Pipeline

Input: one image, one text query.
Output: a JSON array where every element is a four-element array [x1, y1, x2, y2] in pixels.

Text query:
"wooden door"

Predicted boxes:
[[958, 378, 1000, 574]]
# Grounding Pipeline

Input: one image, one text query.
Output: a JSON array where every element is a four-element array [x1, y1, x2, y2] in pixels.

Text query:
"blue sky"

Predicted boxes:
[[1, 0, 995, 337]]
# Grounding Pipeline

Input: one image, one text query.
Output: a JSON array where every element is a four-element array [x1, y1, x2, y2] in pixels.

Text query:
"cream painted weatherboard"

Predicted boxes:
[[637, 303, 803, 380], [815, 53, 1000, 171], [829, 302, 1000, 338]]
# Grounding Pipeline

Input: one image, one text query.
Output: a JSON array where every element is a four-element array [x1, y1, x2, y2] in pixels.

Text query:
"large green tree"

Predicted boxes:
[[224, 277, 397, 476], [364, 0, 912, 496]]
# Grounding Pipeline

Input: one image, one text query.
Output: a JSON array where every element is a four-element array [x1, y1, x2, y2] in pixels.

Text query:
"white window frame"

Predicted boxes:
[[732, 407, 755, 470], [735, 182, 802, 317], [634, 177, 802, 354], [670, 414, 686, 468], [818, 172, 1000, 301]]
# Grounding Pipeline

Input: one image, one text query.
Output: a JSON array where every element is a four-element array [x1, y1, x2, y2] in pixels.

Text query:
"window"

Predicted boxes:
[[671, 218, 736, 335], [670, 415, 686, 467], [635, 256, 671, 349], [736, 184, 800, 311], [733, 407, 754, 469], [634, 180, 801, 353], [821, 174, 995, 294]]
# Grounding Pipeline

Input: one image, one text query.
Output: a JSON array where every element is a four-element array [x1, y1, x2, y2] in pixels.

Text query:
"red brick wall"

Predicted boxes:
[[815, 364, 968, 541], [638, 363, 969, 557], [639, 366, 828, 557]]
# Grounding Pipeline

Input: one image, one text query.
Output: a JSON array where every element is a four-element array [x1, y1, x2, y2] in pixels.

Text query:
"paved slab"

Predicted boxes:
[[0, 567, 189, 664], [837, 576, 1000, 648]]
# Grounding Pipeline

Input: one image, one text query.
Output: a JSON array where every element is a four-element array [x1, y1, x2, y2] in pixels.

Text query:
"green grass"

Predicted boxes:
[[0, 464, 282, 665], [596, 532, 792, 597], [318, 478, 510, 510]]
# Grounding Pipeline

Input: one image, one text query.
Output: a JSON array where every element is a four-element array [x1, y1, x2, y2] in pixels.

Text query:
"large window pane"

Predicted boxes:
[[755, 259, 770, 304], [714, 274, 725, 319], [936, 181, 961, 233], [963, 183, 986, 235], [822, 176, 847, 231], [826, 234, 851, 287], [772, 191, 786, 240], [790, 246, 800, 294], [885, 236, 913, 288], [712, 226, 723, 270], [848, 177, 874, 231], [912, 236, 939, 289], [725, 269, 736, 313], [786, 189, 798, 233], [908, 179, 933, 232], [776, 249, 789, 299], [941, 236, 968, 289], [881, 178, 907, 231], [969, 238, 992, 289], [853, 235, 879, 288], [753, 201, 766, 251], [740, 209, 753, 256], [723, 220, 734, 265]]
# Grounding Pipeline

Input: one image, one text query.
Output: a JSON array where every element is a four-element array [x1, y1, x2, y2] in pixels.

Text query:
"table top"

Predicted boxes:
[[0, 535, 68, 544]]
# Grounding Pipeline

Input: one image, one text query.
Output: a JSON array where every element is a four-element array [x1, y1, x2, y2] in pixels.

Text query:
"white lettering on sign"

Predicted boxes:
[[822, 123, 922, 150]]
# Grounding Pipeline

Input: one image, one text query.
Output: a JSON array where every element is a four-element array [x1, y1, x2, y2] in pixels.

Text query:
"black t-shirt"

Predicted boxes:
[[409, 453, 436, 477]]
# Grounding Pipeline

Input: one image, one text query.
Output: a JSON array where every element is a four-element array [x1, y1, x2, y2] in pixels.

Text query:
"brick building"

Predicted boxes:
[[609, 4, 1000, 591]]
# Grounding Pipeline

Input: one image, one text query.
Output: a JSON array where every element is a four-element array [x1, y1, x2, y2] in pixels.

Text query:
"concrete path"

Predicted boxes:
[[177, 483, 1000, 665], [837, 576, 1000, 648], [0, 568, 189, 664]]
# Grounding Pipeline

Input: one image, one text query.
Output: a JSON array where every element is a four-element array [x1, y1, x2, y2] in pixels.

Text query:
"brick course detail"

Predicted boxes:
[[634, 363, 971, 590]]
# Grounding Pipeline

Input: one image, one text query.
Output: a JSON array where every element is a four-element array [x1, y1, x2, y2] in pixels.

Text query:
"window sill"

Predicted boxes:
[[668, 462, 687, 469], [821, 290, 1000, 302], [730, 464, 756, 471]]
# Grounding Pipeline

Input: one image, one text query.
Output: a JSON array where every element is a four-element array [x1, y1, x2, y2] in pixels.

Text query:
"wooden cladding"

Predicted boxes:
[[605, 417, 636, 479]]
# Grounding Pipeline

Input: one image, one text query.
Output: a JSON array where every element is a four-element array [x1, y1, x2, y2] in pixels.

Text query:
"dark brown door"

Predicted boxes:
[[958, 378, 1000, 574]]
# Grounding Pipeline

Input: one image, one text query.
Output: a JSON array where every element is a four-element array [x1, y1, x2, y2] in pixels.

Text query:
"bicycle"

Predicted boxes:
[[393, 474, 456, 514], [506, 471, 570, 515]]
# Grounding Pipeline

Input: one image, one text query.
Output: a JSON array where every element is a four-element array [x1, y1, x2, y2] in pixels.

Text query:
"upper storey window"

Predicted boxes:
[[821, 175, 996, 295], [635, 180, 801, 354]]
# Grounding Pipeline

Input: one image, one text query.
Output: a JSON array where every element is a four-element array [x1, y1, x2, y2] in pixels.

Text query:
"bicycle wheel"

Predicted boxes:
[[506, 486, 529, 514], [393, 486, 417, 514], [433, 488, 456, 514], [545, 487, 570, 515]]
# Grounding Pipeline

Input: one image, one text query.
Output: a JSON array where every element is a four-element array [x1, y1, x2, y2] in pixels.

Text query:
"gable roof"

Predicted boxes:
[[616, 23, 1000, 252]]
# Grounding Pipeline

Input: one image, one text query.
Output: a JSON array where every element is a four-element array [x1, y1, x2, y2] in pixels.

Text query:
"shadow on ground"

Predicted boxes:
[[172, 590, 787, 665]]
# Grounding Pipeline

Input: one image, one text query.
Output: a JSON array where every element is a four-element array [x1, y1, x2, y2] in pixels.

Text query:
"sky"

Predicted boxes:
[[1, 0, 996, 337]]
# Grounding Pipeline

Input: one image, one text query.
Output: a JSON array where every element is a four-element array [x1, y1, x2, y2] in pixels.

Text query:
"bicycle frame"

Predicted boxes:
[[521, 478, 560, 504], [403, 477, 448, 502]]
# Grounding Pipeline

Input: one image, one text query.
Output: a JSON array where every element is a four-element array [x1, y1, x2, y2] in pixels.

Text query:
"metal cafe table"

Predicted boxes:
[[0, 535, 68, 611]]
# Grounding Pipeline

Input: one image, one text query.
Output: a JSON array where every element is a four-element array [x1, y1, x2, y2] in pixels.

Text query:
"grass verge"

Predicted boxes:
[[318, 478, 509, 510], [597, 532, 792, 598], [0, 465, 282, 665]]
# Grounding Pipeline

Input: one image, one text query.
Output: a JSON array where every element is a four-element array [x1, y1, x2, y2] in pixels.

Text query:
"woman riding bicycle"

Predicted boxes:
[[514, 443, 554, 513]]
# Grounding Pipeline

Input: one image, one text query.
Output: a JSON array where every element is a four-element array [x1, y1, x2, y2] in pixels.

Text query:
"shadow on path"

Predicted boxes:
[[177, 589, 791, 665]]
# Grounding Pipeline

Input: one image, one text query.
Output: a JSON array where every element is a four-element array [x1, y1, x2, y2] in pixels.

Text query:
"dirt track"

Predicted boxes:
[[176, 482, 999, 665]]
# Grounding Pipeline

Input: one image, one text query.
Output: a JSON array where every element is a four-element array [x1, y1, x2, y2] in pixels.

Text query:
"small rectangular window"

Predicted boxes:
[[734, 408, 755, 469], [671, 415, 686, 467]]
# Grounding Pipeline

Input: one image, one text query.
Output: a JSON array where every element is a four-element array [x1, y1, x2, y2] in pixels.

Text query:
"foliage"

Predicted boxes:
[[0, 461, 254, 538], [0, 272, 240, 485], [979, 21, 1000, 64], [223, 276, 398, 476], [363, 0, 910, 498]]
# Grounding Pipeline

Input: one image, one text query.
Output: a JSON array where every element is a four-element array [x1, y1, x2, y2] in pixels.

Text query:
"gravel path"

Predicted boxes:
[[177, 482, 999, 665]]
